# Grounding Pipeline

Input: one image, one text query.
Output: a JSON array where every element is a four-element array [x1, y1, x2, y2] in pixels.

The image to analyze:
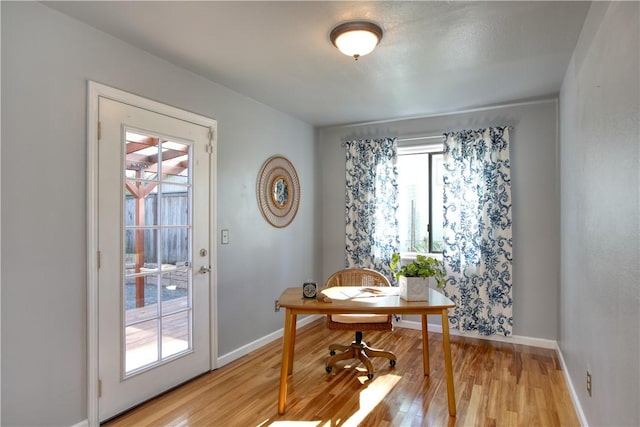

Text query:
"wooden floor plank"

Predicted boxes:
[[104, 319, 580, 426]]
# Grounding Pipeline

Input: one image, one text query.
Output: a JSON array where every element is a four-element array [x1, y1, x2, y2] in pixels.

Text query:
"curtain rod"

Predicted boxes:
[[396, 135, 443, 143], [397, 126, 512, 143]]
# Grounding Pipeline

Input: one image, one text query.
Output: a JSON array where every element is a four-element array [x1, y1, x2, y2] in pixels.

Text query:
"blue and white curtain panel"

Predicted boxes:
[[442, 127, 513, 336], [344, 138, 399, 280]]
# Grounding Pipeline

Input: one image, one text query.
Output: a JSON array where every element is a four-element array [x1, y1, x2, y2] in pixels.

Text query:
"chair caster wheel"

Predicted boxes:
[[326, 365, 333, 374], [367, 373, 374, 380], [390, 360, 396, 367], [329, 350, 336, 356]]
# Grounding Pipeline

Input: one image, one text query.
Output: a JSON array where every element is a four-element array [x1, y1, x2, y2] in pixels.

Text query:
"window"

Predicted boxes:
[[397, 143, 444, 254]]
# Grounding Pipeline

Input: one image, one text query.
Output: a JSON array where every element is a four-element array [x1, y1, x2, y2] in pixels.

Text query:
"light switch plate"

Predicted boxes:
[[221, 229, 229, 245]]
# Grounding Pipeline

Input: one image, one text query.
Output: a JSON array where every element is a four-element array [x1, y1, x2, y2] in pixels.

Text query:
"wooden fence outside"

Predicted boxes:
[[125, 193, 189, 264]]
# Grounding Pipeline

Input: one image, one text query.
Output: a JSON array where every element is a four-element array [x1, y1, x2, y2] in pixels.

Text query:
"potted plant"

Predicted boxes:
[[390, 253, 446, 301]]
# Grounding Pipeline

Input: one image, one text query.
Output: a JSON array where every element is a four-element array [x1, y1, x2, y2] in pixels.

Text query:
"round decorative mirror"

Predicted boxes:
[[271, 176, 290, 208], [257, 156, 300, 228]]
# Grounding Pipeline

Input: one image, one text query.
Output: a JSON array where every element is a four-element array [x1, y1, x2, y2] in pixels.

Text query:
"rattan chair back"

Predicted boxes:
[[324, 268, 393, 331]]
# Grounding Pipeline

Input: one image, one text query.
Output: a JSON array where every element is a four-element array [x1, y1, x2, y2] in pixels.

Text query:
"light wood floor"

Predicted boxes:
[[104, 318, 580, 426]]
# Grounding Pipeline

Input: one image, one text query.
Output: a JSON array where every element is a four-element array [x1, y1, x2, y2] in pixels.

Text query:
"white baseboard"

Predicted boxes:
[[217, 316, 562, 368], [71, 419, 89, 427], [556, 343, 589, 426], [216, 315, 322, 368], [395, 319, 558, 349]]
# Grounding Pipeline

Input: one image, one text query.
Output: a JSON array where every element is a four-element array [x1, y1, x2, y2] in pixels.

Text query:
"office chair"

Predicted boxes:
[[324, 268, 397, 379]]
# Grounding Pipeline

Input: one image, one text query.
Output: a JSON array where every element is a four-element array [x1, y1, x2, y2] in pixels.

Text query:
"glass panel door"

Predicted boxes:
[[97, 95, 213, 422]]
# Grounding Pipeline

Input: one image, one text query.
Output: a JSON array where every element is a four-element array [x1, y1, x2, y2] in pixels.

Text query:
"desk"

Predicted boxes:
[[277, 286, 457, 416]]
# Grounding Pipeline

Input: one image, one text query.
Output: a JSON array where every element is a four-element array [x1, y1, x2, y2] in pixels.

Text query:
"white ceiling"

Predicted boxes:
[[46, 1, 591, 127]]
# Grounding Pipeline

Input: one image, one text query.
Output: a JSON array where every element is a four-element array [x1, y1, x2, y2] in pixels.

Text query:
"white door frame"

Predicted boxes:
[[86, 81, 218, 426]]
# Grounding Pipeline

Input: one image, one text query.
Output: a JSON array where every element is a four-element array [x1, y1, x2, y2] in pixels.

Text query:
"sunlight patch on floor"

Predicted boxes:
[[263, 374, 400, 427], [345, 373, 402, 426]]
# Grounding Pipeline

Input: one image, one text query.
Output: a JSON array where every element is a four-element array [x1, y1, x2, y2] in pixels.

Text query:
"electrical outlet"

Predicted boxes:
[[274, 299, 280, 312], [586, 371, 592, 396]]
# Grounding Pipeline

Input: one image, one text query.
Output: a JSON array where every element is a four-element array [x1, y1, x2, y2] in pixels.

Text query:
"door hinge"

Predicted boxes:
[[98, 379, 102, 398], [97, 121, 102, 141], [205, 145, 213, 154], [208, 127, 214, 142], [97, 251, 101, 269]]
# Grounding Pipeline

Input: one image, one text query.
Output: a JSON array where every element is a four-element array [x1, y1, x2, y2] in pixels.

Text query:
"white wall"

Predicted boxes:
[[319, 99, 561, 340], [1, 2, 319, 425], [559, 2, 640, 426]]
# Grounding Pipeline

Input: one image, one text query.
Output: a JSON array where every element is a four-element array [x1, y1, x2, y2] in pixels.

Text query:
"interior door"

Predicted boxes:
[[97, 97, 213, 421]]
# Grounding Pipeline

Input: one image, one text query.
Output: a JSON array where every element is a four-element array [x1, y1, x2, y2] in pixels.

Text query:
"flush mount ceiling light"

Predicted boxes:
[[330, 21, 383, 60]]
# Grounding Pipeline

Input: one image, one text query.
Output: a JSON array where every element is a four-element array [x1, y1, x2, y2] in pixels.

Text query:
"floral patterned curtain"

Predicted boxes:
[[344, 138, 399, 279], [442, 127, 513, 336]]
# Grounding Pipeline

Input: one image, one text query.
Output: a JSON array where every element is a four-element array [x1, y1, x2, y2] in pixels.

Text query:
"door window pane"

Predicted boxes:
[[125, 319, 159, 373], [160, 271, 189, 314], [160, 184, 190, 226], [161, 311, 190, 359], [160, 140, 190, 183], [124, 274, 159, 321]]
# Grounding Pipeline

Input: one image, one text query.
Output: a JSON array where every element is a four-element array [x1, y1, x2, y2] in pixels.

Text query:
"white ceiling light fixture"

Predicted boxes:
[[330, 21, 383, 60]]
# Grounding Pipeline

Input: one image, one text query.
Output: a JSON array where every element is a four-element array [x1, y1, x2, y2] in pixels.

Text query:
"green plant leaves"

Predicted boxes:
[[389, 253, 446, 289]]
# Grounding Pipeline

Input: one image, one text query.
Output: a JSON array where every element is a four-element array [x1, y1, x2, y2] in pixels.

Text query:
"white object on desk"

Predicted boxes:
[[398, 276, 433, 301], [321, 286, 399, 302]]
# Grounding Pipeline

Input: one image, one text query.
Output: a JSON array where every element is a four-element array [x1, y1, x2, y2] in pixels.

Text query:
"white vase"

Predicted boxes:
[[399, 276, 432, 301]]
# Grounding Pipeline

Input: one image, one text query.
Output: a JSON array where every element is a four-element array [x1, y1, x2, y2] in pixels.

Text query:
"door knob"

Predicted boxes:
[[199, 265, 211, 274]]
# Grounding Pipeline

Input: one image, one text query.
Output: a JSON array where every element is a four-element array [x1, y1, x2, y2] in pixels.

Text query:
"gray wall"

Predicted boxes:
[[559, 2, 639, 426], [319, 100, 561, 340], [1, 2, 319, 425]]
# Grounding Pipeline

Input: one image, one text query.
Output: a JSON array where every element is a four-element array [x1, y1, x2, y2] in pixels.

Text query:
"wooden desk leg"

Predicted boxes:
[[421, 314, 430, 376], [441, 308, 456, 416], [278, 309, 296, 414], [287, 314, 297, 375]]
